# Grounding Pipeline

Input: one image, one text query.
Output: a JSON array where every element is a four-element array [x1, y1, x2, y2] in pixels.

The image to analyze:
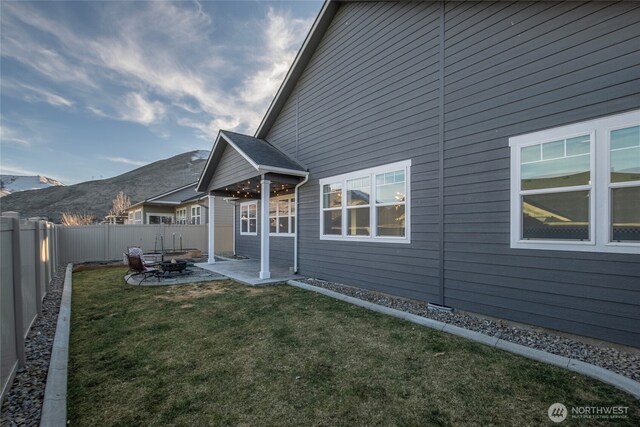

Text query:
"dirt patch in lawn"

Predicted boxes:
[[154, 283, 229, 302]]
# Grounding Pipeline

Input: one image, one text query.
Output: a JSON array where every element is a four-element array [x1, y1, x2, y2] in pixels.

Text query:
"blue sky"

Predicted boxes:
[[0, 0, 322, 184]]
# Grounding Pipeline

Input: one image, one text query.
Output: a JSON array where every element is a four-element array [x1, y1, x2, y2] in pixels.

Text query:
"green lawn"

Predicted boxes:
[[68, 267, 640, 426]]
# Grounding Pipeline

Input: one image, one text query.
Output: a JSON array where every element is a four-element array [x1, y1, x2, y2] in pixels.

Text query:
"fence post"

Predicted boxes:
[[3, 212, 25, 367], [44, 224, 50, 286], [30, 218, 43, 315], [104, 223, 110, 261], [51, 224, 57, 273]]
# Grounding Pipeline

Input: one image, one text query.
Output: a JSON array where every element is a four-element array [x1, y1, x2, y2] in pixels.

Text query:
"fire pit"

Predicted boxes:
[[160, 260, 188, 274]]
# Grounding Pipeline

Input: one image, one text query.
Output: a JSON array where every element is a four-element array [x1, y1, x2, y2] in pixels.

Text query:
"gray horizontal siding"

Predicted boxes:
[[268, 1, 443, 303], [208, 144, 259, 191], [260, 1, 640, 346], [234, 201, 294, 268], [441, 0, 640, 346]]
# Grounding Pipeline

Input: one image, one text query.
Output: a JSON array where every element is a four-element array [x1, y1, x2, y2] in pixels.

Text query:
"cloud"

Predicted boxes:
[[0, 164, 41, 175], [0, 125, 31, 146], [0, 162, 68, 182], [2, 80, 74, 107], [0, 1, 314, 140], [120, 93, 165, 125], [239, 8, 310, 106], [102, 156, 149, 167]]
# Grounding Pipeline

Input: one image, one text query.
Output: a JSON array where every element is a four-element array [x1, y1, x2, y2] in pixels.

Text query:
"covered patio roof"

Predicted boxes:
[[197, 130, 308, 280], [196, 130, 307, 197]]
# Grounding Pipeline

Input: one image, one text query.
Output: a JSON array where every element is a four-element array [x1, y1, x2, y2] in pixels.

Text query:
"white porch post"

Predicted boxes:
[[259, 178, 271, 279], [208, 194, 215, 264]]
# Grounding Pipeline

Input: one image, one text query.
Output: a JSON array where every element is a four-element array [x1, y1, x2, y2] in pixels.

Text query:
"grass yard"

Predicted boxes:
[[68, 267, 640, 426]]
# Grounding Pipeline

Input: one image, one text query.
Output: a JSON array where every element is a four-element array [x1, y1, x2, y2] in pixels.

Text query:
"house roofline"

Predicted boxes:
[[146, 182, 198, 202], [254, 0, 339, 139], [196, 130, 308, 192]]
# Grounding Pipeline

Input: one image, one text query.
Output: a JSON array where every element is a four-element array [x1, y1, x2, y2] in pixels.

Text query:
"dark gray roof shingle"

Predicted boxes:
[[221, 130, 305, 172]]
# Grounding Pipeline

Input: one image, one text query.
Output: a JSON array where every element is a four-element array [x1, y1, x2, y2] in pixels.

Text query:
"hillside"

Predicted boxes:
[[0, 175, 65, 197], [0, 150, 210, 223]]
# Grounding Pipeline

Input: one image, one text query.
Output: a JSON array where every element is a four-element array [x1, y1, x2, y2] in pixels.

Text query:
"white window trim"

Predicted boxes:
[[319, 159, 411, 244], [240, 200, 258, 236], [146, 213, 174, 224], [132, 209, 143, 225], [269, 194, 295, 237], [176, 207, 187, 225], [509, 109, 640, 254], [190, 204, 202, 225]]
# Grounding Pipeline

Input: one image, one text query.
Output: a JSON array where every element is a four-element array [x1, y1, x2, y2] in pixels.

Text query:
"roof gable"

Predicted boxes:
[[197, 131, 307, 192]]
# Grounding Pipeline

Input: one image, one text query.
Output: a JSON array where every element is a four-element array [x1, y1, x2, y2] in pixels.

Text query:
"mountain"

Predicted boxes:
[[0, 150, 210, 223], [0, 175, 65, 197]]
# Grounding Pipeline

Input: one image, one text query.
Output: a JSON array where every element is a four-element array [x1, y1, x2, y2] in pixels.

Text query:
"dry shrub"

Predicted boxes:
[[61, 212, 95, 225]]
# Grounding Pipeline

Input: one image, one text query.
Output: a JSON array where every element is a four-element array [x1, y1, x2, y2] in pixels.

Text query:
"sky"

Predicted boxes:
[[0, 0, 322, 184]]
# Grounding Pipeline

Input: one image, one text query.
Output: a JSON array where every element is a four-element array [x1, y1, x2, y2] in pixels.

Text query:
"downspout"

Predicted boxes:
[[232, 201, 236, 256], [293, 172, 310, 274]]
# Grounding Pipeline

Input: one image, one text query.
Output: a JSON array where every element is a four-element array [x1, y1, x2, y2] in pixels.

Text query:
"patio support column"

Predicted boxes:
[[259, 178, 271, 279], [208, 194, 215, 264]]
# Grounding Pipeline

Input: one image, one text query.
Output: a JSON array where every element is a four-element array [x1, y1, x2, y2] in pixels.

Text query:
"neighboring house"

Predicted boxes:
[[197, 1, 639, 347], [125, 183, 231, 226]]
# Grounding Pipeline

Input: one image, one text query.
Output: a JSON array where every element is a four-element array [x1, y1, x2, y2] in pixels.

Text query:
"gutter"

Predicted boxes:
[[293, 173, 310, 273]]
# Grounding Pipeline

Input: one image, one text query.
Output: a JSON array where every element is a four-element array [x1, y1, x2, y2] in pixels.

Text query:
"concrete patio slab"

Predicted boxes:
[[195, 258, 300, 286], [125, 265, 226, 286]]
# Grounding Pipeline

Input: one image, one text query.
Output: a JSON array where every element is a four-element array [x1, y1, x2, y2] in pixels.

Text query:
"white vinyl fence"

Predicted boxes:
[[1, 218, 231, 403], [58, 223, 232, 263], [1, 213, 59, 403]]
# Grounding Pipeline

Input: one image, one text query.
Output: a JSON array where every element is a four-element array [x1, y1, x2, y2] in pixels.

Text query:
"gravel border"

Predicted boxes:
[[1, 265, 65, 427], [297, 278, 639, 382]]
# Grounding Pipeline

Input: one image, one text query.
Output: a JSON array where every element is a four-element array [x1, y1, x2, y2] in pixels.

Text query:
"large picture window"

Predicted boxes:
[[320, 160, 410, 243], [240, 201, 257, 235], [509, 109, 639, 254], [269, 195, 295, 236]]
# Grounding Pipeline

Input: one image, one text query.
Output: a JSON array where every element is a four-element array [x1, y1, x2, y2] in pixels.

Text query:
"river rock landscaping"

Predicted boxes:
[[1, 265, 65, 427]]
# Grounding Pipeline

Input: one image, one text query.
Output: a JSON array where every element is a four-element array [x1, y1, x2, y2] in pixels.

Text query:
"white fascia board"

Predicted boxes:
[[219, 132, 261, 170], [257, 166, 308, 177], [254, 0, 336, 139], [196, 131, 224, 192]]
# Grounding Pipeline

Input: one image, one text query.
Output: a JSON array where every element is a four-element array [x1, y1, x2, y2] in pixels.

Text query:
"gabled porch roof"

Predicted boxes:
[[196, 130, 307, 197]]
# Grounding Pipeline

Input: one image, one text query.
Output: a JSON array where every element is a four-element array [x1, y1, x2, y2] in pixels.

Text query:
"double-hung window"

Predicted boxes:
[[509, 109, 639, 254], [190, 205, 201, 225], [269, 195, 295, 236], [240, 201, 258, 235], [320, 160, 410, 243], [176, 208, 187, 224], [133, 209, 142, 224]]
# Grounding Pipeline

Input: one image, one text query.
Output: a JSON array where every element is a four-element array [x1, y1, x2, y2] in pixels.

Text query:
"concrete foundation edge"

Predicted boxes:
[[40, 263, 73, 427]]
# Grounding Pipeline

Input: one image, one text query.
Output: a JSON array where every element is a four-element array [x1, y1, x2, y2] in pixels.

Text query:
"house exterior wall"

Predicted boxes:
[[235, 200, 295, 268], [141, 205, 175, 224], [207, 144, 260, 192], [176, 198, 209, 225], [260, 1, 640, 346]]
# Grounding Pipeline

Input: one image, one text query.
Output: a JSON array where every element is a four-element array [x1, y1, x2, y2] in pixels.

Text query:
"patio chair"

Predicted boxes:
[[124, 247, 160, 273], [124, 253, 161, 285]]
